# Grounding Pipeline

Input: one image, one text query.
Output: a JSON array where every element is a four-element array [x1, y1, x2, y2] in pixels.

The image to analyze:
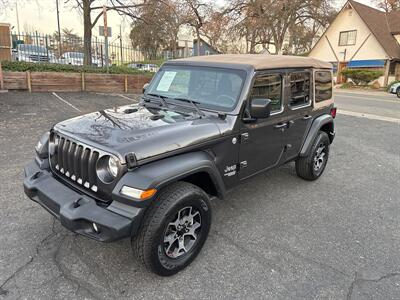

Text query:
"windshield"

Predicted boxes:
[[18, 44, 47, 53], [147, 66, 246, 111]]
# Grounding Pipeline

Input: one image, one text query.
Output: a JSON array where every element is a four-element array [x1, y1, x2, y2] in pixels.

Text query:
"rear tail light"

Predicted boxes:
[[330, 107, 337, 118]]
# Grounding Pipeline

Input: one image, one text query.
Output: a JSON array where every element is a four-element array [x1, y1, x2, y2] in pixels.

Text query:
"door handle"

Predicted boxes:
[[302, 115, 312, 120], [274, 123, 287, 129]]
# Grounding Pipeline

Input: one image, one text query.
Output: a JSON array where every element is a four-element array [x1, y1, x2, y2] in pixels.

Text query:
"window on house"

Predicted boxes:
[[315, 71, 333, 102], [205, 50, 210, 55], [251, 74, 282, 112], [339, 30, 357, 46], [289, 72, 311, 107]]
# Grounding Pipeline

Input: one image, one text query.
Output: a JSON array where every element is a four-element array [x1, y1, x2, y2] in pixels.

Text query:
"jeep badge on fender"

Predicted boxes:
[[23, 55, 336, 276]]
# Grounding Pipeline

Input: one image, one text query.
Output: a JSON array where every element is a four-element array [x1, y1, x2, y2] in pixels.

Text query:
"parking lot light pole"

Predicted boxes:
[[119, 25, 123, 66], [56, 0, 62, 56], [15, 2, 20, 35], [103, 6, 109, 72]]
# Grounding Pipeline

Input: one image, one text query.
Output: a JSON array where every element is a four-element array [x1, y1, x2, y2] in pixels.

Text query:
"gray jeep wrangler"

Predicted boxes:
[[24, 54, 336, 276]]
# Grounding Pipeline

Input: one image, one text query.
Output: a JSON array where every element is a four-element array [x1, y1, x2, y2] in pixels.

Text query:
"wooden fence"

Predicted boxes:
[[1, 70, 152, 93]]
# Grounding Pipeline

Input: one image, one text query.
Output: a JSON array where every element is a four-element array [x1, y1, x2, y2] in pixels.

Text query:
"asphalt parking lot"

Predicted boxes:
[[0, 90, 399, 299]]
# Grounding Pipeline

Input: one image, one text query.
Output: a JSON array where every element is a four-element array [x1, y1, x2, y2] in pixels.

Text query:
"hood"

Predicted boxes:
[[53, 104, 222, 163]]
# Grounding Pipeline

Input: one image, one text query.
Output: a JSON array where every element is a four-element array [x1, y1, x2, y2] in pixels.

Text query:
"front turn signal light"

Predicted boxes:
[[120, 186, 157, 200]]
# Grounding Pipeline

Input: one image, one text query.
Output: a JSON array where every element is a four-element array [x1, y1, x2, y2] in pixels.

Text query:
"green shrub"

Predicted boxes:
[[339, 82, 355, 89], [387, 80, 400, 91], [341, 69, 383, 85], [0, 60, 153, 76]]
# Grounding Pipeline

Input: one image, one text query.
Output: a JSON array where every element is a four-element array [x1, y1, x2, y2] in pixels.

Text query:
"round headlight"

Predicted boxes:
[[96, 155, 120, 183], [108, 156, 119, 177]]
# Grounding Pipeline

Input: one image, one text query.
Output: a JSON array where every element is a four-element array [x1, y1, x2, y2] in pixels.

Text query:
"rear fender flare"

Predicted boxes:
[[300, 114, 333, 157]]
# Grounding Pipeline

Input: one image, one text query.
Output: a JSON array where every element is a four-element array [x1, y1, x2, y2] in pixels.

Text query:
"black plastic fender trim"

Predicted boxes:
[[299, 114, 333, 157], [111, 151, 226, 207]]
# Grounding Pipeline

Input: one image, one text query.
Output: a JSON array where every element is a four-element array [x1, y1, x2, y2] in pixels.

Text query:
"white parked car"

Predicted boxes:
[[127, 63, 144, 69], [60, 52, 104, 67], [60, 52, 84, 66], [389, 82, 400, 98], [91, 56, 106, 67], [16, 44, 51, 63], [142, 64, 159, 72]]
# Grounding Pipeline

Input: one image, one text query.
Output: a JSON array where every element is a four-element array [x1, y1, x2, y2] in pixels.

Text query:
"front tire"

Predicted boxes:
[[396, 87, 400, 98], [296, 131, 330, 181], [132, 182, 211, 276]]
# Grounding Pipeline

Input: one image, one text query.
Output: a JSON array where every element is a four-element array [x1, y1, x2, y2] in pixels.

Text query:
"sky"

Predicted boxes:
[[0, 0, 376, 42]]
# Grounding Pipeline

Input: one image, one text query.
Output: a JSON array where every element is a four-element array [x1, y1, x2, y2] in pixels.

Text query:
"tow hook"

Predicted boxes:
[[73, 197, 83, 208]]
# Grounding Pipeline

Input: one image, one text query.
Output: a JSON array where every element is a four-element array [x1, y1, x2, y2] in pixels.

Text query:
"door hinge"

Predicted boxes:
[[240, 132, 249, 143]]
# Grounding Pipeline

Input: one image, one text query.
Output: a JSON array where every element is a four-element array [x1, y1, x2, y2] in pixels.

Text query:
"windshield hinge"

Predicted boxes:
[[125, 152, 138, 170]]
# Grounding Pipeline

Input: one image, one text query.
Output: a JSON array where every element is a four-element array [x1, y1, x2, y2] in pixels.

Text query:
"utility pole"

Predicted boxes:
[[56, 0, 62, 56], [15, 2, 20, 35], [103, 6, 109, 71], [119, 25, 123, 65]]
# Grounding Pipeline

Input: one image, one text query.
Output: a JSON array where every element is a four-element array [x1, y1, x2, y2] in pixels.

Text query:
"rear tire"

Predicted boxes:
[[132, 182, 211, 276], [396, 87, 400, 98], [296, 131, 330, 181]]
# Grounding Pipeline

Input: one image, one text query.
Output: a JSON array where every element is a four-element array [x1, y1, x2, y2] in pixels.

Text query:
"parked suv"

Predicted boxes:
[[24, 55, 336, 276]]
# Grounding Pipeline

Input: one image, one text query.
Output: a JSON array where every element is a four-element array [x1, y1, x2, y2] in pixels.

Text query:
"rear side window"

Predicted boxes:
[[251, 74, 282, 112], [315, 71, 333, 102], [289, 72, 311, 107]]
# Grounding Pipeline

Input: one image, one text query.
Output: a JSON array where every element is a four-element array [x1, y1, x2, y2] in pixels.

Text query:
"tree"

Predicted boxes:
[[53, 28, 83, 54], [285, 0, 336, 55], [182, 0, 210, 55], [157, 0, 187, 55], [201, 10, 231, 52], [375, 0, 400, 12], [227, 1, 274, 53], [227, 0, 335, 54], [68, 0, 145, 65], [129, 0, 185, 60]]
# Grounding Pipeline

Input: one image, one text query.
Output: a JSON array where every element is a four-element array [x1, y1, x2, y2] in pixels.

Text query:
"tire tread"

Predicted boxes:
[[296, 131, 329, 181], [132, 181, 208, 274]]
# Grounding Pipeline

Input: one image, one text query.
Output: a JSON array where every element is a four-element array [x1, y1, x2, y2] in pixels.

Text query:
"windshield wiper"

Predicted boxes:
[[172, 97, 205, 117], [145, 93, 168, 107]]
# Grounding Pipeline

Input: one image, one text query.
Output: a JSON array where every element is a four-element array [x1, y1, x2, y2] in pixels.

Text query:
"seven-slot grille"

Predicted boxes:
[[50, 134, 100, 192]]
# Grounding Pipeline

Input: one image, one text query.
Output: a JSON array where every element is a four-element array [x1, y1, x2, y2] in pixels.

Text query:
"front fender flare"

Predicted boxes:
[[112, 151, 225, 207], [299, 114, 333, 157]]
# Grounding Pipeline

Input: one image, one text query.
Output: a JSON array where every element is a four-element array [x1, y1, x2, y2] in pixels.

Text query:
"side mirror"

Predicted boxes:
[[249, 98, 271, 119], [143, 83, 149, 94]]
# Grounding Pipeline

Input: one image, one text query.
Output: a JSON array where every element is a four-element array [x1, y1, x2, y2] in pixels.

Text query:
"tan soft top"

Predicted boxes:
[[171, 54, 332, 70]]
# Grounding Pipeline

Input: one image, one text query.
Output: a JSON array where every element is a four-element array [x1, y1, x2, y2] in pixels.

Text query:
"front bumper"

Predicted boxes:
[[23, 160, 144, 242]]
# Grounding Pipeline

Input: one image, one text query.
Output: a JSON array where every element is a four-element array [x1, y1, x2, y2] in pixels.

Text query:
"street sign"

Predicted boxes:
[[99, 26, 112, 37]]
